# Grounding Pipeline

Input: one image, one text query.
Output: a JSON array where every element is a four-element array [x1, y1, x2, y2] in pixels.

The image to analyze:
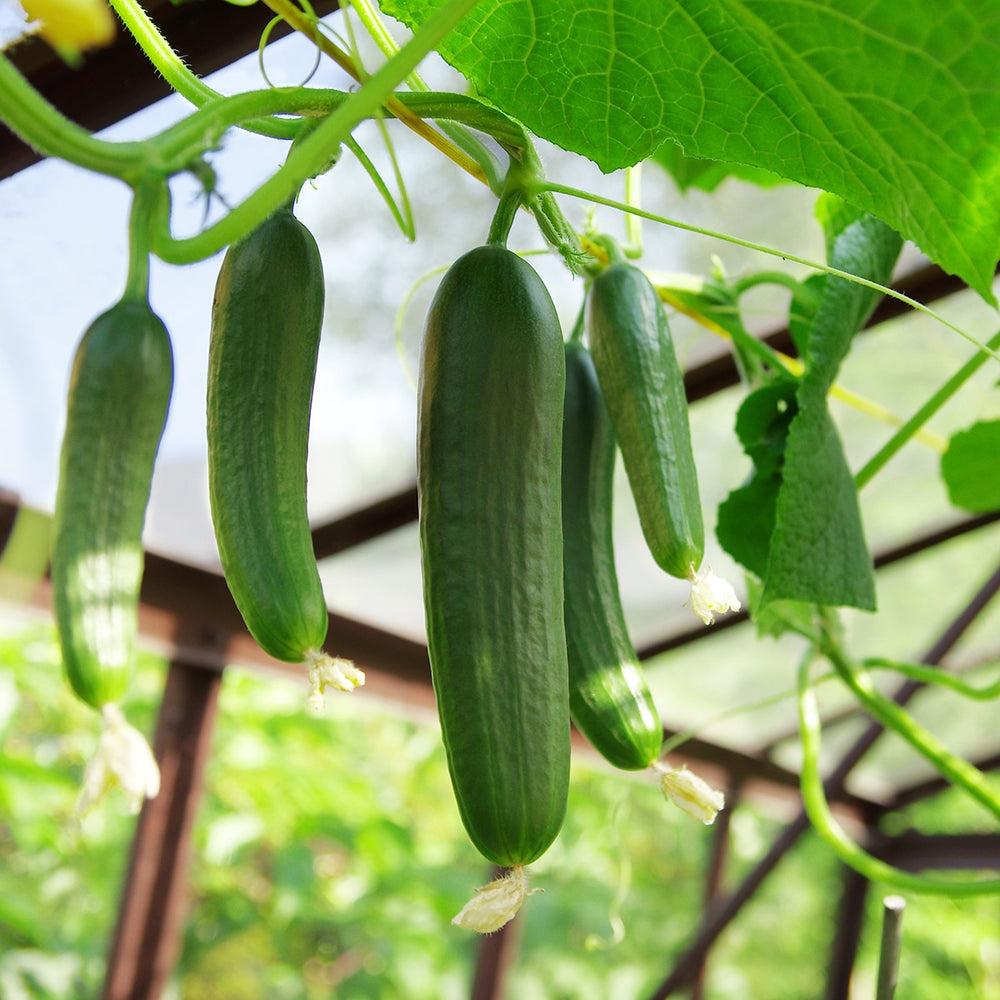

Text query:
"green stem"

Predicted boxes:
[[820, 625, 1000, 824], [487, 186, 523, 246], [855, 328, 1000, 489], [151, 0, 487, 263], [110, 0, 299, 140], [346, 132, 414, 240], [346, 0, 506, 192], [536, 180, 1000, 366], [0, 52, 148, 179], [122, 182, 159, 302], [729, 269, 814, 302], [864, 657, 1000, 701], [568, 301, 586, 345], [797, 652, 1000, 897], [623, 164, 642, 256]]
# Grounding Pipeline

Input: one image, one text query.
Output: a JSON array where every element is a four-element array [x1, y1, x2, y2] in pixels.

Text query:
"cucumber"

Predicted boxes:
[[207, 207, 332, 665], [418, 244, 570, 868], [562, 340, 663, 771], [51, 297, 173, 709], [587, 260, 705, 581]]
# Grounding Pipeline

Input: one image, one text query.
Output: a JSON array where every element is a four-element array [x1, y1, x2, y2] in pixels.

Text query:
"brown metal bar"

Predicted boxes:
[[311, 485, 418, 561], [874, 831, 1000, 872], [646, 557, 1000, 999], [690, 777, 743, 1000], [0, 0, 340, 180], [823, 863, 871, 1000], [102, 656, 223, 1000], [637, 512, 1000, 663]]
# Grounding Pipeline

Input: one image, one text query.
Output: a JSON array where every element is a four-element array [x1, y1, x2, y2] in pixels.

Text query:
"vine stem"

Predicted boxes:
[[122, 182, 157, 302], [345, 0, 505, 191], [537, 181, 1000, 365], [864, 656, 1000, 701], [797, 650, 1000, 897], [0, 53, 148, 179], [109, 0, 298, 140], [855, 327, 1000, 489], [151, 0, 487, 263], [261, 0, 488, 185], [819, 631, 1000, 825]]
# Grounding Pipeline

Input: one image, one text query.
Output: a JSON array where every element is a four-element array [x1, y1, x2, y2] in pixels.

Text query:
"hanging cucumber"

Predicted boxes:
[[207, 205, 362, 705], [587, 253, 705, 580], [587, 242, 740, 625], [418, 244, 571, 877], [562, 338, 663, 771], [51, 297, 173, 711]]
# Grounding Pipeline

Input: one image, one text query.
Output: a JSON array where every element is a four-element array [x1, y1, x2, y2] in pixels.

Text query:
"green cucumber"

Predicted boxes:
[[562, 340, 663, 771], [418, 244, 570, 868], [587, 260, 705, 580], [207, 207, 330, 664], [51, 297, 173, 709]]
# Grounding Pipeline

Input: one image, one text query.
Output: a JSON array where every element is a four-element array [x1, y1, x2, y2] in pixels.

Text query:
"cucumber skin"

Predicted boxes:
[[208, 209, 328, 663], [562, 341, 663, 771], [51, 299, 173, 710], [418, 245, 570, 868], [587, 262, 704, 580]]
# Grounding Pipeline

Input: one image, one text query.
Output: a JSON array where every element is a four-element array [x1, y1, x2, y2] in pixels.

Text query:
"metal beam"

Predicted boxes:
[[102, 657, 222, 1000]]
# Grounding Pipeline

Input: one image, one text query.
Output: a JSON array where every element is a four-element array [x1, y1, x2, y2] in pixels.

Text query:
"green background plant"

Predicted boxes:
[[2, 622, 999, 998]]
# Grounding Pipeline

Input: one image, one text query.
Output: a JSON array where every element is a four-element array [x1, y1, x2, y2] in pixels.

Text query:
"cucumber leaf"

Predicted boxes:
[[379, 0, 1000, 302], [717, 199, 902, 611], [717, 379, 798, 579], [941, 420, 1000, 513], [759, 206, 903, 610]]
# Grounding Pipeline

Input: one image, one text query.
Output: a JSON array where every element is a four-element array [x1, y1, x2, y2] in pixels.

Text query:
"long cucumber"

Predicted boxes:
[[418, 244, 570, 870], [207, 206, 362, 700], [51, 297, 173, 710], [587, 260, 705, 581], [562, 339, 663, 771]]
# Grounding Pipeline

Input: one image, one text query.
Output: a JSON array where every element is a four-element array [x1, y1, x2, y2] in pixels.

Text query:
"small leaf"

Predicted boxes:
[[941, 420, 1000, 513], [716, 380, 797, 578], [717, 475, 780, 581], [756, 208, 902, 611]]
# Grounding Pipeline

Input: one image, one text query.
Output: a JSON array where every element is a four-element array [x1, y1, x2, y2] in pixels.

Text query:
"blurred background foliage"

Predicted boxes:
[[1, 620, 998, 999]]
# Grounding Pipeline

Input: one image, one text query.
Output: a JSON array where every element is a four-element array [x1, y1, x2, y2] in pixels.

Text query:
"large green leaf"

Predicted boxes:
[[381, 0, 1000, 300]]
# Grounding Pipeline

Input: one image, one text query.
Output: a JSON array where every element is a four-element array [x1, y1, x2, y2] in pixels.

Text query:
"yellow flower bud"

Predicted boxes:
[[19, 0, 115, 66]]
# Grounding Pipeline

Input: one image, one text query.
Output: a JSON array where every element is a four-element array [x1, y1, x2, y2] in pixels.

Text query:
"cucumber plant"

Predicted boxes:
[[5, 0, 1000, 955]]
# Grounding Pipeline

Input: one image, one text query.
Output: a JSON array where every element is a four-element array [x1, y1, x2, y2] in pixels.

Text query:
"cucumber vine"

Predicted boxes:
[[4, 0, 1000, 928]]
